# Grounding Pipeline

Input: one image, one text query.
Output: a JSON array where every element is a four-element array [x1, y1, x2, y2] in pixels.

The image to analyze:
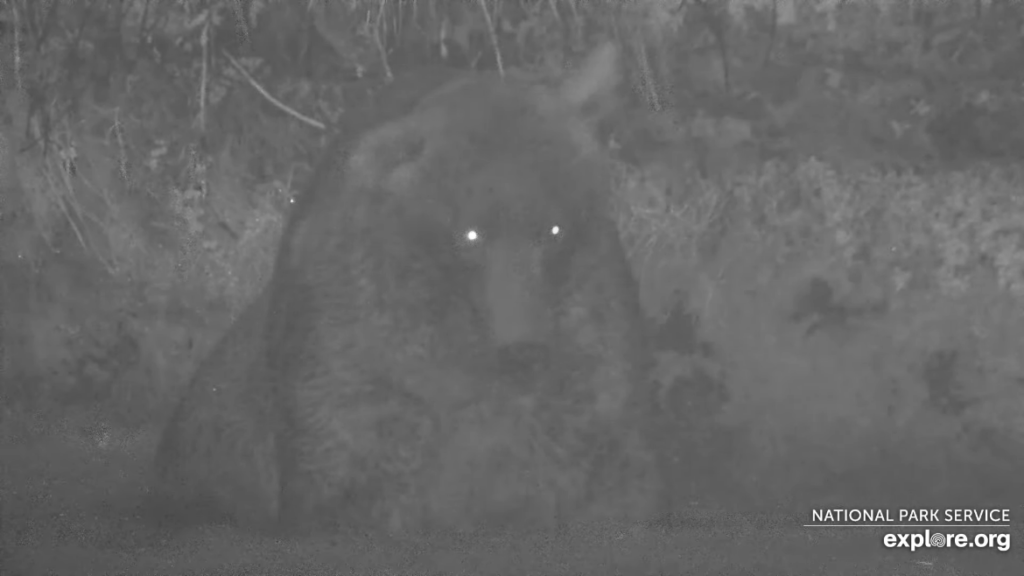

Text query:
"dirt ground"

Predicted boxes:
[[1, 422, 1017, 576]]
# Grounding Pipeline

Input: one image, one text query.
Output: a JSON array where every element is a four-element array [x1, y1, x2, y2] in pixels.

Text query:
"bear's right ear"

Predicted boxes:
[[558, 42, 621, 116], [346, 111, 438, 196]]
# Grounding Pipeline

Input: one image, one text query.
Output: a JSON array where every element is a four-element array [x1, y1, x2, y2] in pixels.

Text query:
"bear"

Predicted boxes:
[[150, 294, 278, 531], [264, 42, 664, 536]]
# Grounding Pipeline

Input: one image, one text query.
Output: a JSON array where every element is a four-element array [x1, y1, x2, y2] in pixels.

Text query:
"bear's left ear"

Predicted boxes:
[[558, 42, 621, 117], [346, 111, 439, 196]]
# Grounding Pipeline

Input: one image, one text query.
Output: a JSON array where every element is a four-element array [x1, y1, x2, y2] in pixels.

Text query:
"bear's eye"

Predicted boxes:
[[543, 223, 564, 243], [459, 226, 484, 247]]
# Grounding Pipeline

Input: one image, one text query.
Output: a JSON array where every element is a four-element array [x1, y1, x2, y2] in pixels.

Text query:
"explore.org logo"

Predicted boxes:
[[804, 508, 1013, 553], [882, 530, 1011, 553]]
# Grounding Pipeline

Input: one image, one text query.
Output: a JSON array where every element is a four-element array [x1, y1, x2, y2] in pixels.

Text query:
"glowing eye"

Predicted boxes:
[[463, 228, 481, 243], [549, 225, 561, 237]]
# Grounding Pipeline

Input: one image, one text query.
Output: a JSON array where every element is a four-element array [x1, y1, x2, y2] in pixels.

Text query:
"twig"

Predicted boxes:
[[221, 50, 326, 131], [476, 0, 504, 76], [374, 0, 393, 83]]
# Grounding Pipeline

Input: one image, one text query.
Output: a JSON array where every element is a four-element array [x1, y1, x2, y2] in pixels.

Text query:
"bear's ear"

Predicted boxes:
[[558, 42, 621, 115], [346, 112, 437, 195]]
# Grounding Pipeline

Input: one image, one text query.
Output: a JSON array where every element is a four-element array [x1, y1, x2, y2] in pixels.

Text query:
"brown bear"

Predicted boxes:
[[264, 42, 664, 537]]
